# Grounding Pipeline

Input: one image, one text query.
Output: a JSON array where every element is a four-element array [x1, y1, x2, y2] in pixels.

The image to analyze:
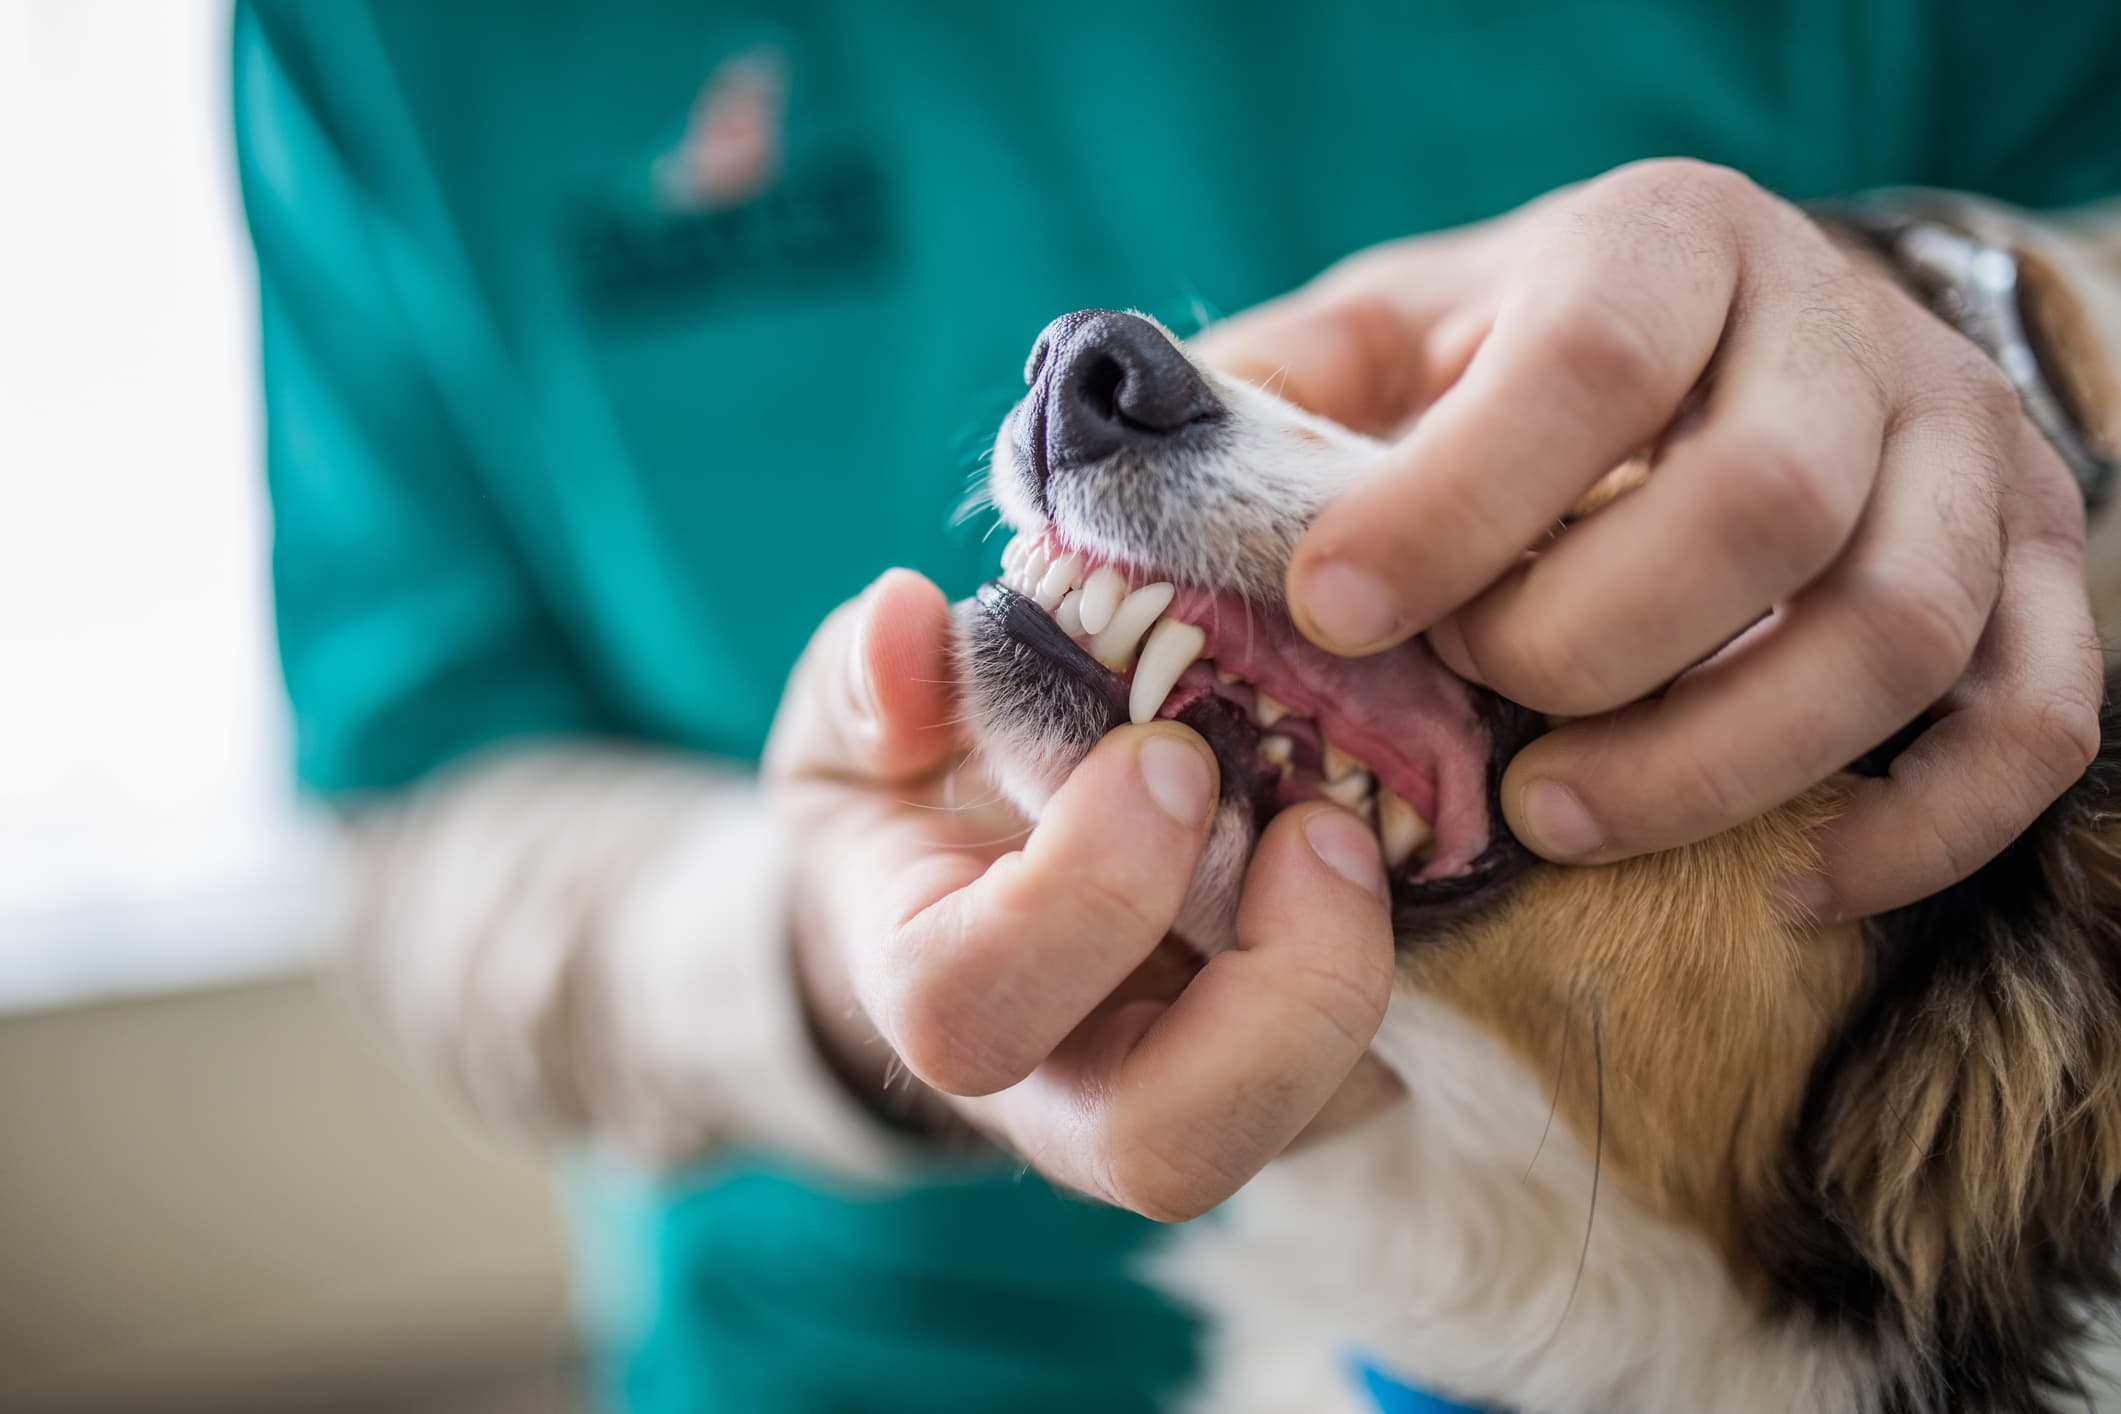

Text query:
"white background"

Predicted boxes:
[[0, 0, 334, 1008]]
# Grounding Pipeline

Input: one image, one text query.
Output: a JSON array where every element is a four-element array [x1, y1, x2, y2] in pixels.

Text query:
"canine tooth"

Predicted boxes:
[[1001, 534, 1030, 573], [1215, 666, 1241, 685], [1091, 582, 1176, 670], [1255, 690, 1292, 726], [1322, 742, 1365, 781], [1036, 552, 1084, 609], [1054, 589, 1086, 637], [1079, 566, 1128, 634], [1378, 789, 1433, 870], [1020, 543, 1051, 589], [1320, 770, 1374, 810], [1130, 618, 1207, 724], [1258, 733, 1294, 766]]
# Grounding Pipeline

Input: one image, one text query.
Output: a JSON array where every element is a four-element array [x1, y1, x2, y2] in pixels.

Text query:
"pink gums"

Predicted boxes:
[[1163, 588, 1495, 879]]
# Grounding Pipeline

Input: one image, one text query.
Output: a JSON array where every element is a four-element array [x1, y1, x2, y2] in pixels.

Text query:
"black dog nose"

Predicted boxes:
[[1026, 310, 1221, 473]]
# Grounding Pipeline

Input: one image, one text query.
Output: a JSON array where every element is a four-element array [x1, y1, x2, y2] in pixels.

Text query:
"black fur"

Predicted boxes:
[[1754, 676, 2121, 1411]]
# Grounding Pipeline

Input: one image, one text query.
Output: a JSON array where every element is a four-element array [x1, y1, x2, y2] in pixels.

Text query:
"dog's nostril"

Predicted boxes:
[[1076, 353, 1125, 423], [1035, 309, 1222, 473]]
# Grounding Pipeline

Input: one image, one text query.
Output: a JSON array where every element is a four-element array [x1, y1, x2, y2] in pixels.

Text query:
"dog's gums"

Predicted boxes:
[[992, 534, 1442, 873], [988, 527, 1513, 887]]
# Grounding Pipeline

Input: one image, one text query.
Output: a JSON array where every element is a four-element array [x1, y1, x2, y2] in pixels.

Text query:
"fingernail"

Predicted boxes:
[[1518, 779, 1602, 859], [845, 607, 878, 729], [1139, 733, 1215, 826], [1296, 560, 1404, 653], [1306, 807, 1385, 894]]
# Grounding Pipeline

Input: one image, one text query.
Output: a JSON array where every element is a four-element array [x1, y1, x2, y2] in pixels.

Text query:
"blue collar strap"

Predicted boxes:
[[1351, 1353, 1505, 1414]]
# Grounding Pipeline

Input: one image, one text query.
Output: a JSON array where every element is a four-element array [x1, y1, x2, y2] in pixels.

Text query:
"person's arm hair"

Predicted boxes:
[[346, 747, 905, 1172], [234, 2, 903, 1174]]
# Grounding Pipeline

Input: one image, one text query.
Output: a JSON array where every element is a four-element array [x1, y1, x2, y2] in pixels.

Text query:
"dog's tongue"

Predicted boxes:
[[1169, 588, 1502, 879]]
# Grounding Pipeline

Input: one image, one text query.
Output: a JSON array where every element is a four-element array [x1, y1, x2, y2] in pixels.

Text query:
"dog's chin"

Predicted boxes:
[[960, 580, 1544, 954]]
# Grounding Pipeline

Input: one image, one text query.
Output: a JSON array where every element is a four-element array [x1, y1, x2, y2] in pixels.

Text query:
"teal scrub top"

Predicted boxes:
[[234, 3, 2121, 1410]]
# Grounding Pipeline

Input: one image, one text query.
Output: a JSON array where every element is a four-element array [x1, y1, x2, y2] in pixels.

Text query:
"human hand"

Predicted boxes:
[[764, 569, 1400, 1220], [1199, 159, 2101, 920]]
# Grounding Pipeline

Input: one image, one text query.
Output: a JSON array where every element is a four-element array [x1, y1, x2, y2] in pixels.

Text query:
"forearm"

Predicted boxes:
[[341, 744, 908, 1176]]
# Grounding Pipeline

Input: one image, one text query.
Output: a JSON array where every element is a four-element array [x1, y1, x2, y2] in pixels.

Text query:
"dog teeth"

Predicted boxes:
[[1320, 769, 1374, 811], [1129, 618, 1208, 724], [1215, 666, 1241, 685], [1322, 742, 1365, 781], [1258, 732, 1294, 766], [1018, 543, 1052, 594], [1000, 533, 1030, 575], [1254, 690, 1292, 726], [1378, 789, 1432, 870], [1036, 552, 1084, 609], [1090, 582, 1176, 670], [1078, 566, 1128, 635], [1054, 588, 1087, 637]]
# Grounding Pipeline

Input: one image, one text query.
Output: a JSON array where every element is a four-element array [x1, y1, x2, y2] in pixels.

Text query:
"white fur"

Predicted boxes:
[[1155, 996, 1881, 1414], [975, 322, 1889, 1410]]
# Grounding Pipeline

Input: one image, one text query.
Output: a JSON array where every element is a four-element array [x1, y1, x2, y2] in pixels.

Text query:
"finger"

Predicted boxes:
[[764, 569, 958, 784], [1436, 272, 1887, 714], [1287, 180, 1741, 656], [1802, 469, 2101, 920], [1502, 411, 2006, 862], [1191, 269, 1483, 436], [973, 805, 1394, 1222], [860, 723, 1221, 1097]]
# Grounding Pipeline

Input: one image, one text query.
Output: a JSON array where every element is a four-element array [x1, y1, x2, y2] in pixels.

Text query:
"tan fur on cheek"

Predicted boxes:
[[1404, 786, 1868, 1288]]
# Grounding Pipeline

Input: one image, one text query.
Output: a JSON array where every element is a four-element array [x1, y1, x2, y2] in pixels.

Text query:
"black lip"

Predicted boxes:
[[976, 580, 1543, 935]]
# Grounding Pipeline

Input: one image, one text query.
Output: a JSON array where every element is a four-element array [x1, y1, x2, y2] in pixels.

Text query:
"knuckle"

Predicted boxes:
[[1906, 343, 2021, 441], [1488, 614, 1622, 713], [1845, 558, 1984, 699], [1603, 156, 1756, 210], [1957, 351, 2023, 429], [1092, 1127, 1225, 1224], [882, 929, 1028, 1097], [1277, 955, 1390, 1052], [2019, 689, 2102, 790], [1664, 748, 1758, 841], [1061, 865, 1175, 950], [1727, 435, 1853, 564], [1539, 293, 1673, 417]]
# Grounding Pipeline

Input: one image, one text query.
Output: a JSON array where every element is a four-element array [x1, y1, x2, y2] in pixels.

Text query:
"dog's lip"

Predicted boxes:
[[975, 577, 1539, 921]]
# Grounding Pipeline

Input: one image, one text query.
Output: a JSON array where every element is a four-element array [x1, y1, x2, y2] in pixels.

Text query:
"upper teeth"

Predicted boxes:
[[994, 532, 1433, 869], [1036, 552, 1085, 609], [1054, 588, 1087, 637], [1079, 565, 1128, 635], [1090, 581, 1176, 671], [1130, 618, 1208, 724]]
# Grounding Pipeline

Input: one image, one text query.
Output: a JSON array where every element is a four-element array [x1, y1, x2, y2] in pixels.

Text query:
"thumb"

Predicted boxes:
[[765, 568, 960, 784]]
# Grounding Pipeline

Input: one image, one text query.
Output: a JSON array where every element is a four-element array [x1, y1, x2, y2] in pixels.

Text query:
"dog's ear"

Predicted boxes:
[[1762, 673, 2121, 1409]]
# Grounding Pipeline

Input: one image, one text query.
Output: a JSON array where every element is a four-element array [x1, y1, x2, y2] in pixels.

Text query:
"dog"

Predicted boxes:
[[957, 308, 2121, 1412]]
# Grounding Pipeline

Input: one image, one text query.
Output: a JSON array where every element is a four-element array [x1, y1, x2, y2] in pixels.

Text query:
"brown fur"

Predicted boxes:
[[1407, 786, 1866, 1290], [1406, 717, 2121, 1405]]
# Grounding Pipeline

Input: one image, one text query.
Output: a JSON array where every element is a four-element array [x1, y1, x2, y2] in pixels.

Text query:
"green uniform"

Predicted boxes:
[[234, 3, 2121, 1409]]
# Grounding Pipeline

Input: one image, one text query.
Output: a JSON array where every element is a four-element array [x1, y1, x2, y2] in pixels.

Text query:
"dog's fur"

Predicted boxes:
[[961, 313, 2121, 1412]]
